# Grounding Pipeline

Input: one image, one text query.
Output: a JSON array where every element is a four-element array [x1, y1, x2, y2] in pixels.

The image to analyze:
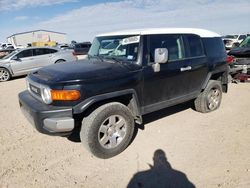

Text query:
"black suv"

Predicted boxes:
[[19, 28, 228, 158]]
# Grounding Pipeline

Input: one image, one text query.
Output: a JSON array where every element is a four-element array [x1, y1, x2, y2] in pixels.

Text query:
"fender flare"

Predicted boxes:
[[73, 89, 141, 116], [202, 69, 228, 90]]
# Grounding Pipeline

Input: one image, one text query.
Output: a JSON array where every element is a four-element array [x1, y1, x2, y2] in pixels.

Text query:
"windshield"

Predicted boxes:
[[2, 49, 19, 59], [88, 35, 140, 62], [239, 36, 250, 48], [224, 35, 238, 39]]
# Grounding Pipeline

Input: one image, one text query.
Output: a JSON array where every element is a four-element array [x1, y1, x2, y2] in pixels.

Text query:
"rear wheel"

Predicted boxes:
[[194, 80, 222, 113], [80, 102, 134, 159], [0, 68, 11, 82]]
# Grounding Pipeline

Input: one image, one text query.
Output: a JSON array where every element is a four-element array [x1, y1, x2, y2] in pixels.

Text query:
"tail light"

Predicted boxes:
[[226, 56, 234, 64]]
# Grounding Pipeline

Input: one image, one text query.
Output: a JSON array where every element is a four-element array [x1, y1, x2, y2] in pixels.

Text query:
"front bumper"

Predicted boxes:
[[19, 90, 74, 136]]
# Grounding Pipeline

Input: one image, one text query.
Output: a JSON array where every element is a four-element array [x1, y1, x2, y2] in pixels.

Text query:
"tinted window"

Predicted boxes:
[[33, 48, 46, 56], [148, 35, 184, 62], [239, 35, 246, 40], [185, 35, 204, 57], [202, 38, 226, 58], [33, 48, 57, 56], [75, 43, 91, 48], [17, 49, 33, 58], [44, 48, 57, 54]]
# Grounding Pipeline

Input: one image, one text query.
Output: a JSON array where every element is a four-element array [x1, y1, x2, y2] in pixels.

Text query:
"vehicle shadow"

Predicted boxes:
[[9, 75, 26, 81], [127, 149, 195, 188], [67, 101, 194, 143], [138, 100, 194, 130]]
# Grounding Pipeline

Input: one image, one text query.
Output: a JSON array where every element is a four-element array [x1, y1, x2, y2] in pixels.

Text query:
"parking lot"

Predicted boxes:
[[0, 77, 250, 188]]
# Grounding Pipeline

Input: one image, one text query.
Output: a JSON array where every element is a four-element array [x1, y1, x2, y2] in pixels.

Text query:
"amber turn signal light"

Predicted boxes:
[[51, 90, 80, 101]]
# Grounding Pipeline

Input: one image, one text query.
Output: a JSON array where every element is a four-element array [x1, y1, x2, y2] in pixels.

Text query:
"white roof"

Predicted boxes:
[[97, 28, 221, 38]]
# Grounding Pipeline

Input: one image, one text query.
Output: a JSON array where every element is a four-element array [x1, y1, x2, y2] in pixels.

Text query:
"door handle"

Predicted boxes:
[[180, 66, 192, 72]]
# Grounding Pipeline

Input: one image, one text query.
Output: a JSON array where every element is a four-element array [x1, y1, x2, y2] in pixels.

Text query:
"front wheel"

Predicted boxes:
[[194, 80, 222, 113], [0, 68, 11, 82], [80, 102, 134, 159]]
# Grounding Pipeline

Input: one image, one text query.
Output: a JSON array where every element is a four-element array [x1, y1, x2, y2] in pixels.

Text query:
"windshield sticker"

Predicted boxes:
[[121, 36, 140, 45]]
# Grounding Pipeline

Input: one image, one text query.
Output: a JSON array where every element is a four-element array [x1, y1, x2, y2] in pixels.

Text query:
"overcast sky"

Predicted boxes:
[[0, 0, 249, 43]]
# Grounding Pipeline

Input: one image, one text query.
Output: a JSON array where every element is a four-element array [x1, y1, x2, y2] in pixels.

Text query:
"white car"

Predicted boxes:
[[0, 43, 13, 50], [0, 46, 77, 81], [223, 34, 247, 50]]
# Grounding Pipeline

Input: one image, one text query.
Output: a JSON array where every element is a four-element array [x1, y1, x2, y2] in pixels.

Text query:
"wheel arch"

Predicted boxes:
[[0, 65, 13, 76], [202, 70, 228, 93], [73, 89, 141, 122], [55, 59, 66, 64]]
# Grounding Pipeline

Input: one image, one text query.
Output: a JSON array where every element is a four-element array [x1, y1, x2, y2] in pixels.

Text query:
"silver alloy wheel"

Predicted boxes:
[[98, 115, 127, 149], [207, 88, 220, 110], [0, 68, 10, 81]]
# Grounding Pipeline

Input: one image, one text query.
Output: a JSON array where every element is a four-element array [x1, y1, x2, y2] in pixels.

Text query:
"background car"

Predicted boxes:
[[0, 46, 77, 81], [0, 49, 15, 59], [223, 34, 247, 50], [73, 42, 91, 56], [0, 43, 14, 50], [228, 36, 250, 57]]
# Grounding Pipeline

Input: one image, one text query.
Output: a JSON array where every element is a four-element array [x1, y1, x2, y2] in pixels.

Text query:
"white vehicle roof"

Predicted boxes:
[[97, 28, 221, 38]]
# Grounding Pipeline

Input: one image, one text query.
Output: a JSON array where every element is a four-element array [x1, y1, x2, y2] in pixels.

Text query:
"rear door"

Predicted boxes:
[[32, 48, 56, 68], [183, 34, 208, 93]]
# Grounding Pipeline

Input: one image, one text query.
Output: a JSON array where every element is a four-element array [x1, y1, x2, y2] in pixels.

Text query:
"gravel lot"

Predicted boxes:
[[0, 78, 250, 188]]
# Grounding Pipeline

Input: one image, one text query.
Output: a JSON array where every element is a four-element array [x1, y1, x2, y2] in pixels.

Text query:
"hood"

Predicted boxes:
[[31, 59, 140, 83], [0, 58, 9, 64], [228, 47, 250, 58]]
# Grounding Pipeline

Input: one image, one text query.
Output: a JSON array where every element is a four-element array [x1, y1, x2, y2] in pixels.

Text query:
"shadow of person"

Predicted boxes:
[[127, 149, 195, 188]]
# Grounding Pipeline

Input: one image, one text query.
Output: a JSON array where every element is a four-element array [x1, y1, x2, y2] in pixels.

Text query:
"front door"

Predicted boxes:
[[142, 34, 192, 114], [10, 49, 34, 75]]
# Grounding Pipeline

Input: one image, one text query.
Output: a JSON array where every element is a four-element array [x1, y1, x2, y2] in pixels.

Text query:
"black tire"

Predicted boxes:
[[55, 59, 65, 64], [0, 68, 11, 82], [194, 80, 222, 113], [80, 102, 134, 159]]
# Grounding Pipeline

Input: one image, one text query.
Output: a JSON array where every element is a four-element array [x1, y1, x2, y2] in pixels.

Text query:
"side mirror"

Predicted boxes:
[[12, 56, 20, 61], [155, 48, 168, 64], [153, 48, 168, 72]]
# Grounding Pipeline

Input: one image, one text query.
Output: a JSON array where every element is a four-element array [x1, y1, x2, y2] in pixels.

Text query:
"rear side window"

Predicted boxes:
[[148, 34, 184, 62], [33, 48, 57, 56], [44, 49, 57, 54], [185, 35, 204, 57], [239, 35, 246, 40], [202, 37, 226, 58]]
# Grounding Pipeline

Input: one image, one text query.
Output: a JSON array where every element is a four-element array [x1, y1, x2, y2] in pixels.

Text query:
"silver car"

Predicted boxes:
[[0, 47, 77, 81]]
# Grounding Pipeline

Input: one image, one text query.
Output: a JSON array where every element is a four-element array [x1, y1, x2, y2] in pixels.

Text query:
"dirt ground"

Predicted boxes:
[[0, 77, 250, 188]]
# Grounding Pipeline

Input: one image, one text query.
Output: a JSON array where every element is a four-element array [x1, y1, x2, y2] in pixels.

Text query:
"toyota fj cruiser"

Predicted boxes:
[[19, 28, 228, 158]]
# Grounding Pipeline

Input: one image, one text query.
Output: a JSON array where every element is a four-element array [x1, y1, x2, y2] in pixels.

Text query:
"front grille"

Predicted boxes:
[[26, 77, 44, 102], [29, 83, 41, 97]]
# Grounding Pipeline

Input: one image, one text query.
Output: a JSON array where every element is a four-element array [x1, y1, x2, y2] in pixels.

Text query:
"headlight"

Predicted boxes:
[[41, 87, 52, 104]]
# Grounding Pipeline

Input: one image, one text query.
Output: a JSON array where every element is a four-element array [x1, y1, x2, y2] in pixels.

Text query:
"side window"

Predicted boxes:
[[239, 35, 246, 40], [185, 35, 204, 57], [44, 49, 57, 54], [148, 34, 184, 62], [17, 49, 33, 58], [202, 37, 226, 58], [33, 48, 46, 56]]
